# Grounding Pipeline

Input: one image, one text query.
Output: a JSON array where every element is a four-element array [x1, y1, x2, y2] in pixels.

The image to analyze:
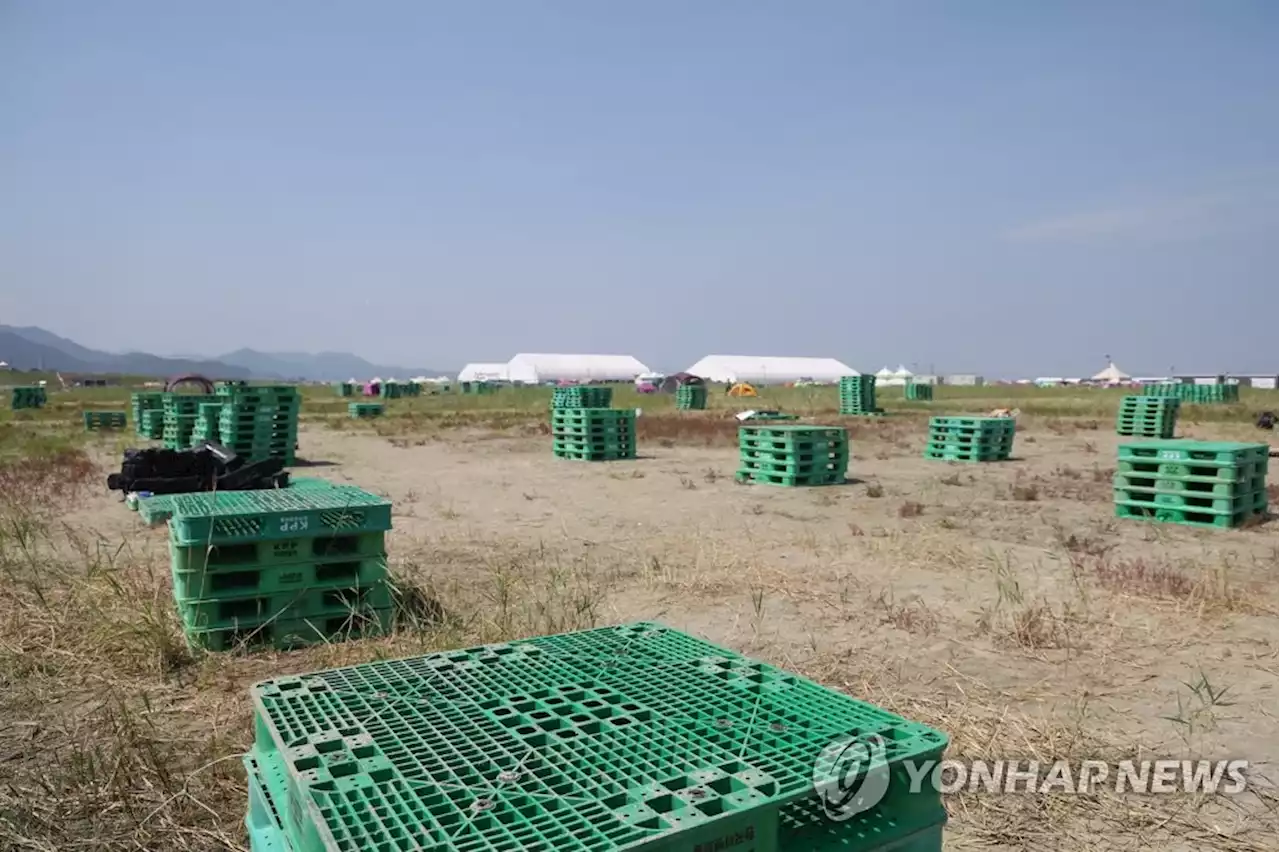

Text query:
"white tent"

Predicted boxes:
[[683, 355, 858, 385], [874, 366, 894, 380], [505, 353, 649, 384], [458, 362, 510, 383], [1091, 362, 1130, 384]]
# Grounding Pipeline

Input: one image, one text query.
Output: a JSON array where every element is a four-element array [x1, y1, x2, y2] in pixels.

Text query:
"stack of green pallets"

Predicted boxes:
[[162, 393, 220, 450], [348, 402, 384, 418], [552, 407, 635, 460], [191, 402, 225, 445], [461, 381, 496, 394], [9, 386, 46, 410], [904, 383, 933, 401], [737, 424, 848, 486], [166, 486, 394, 650], [925, 416, 1014, 462], [215, 385, 300, 465], [83, 411, 127, 430], [242, 622, 948, 852], [1114, 441, 1269, 528], [839, 375, 882, 415], [380, 382, 402, 399], [675, 382, 707, 410], [139, 409, 165, 440], [553, 385, 613, 409], [131, 392, 164, 436], [1141, 383, 1239, 404], [335, 382, 355, 397], [1116, 395, 1179, 438]]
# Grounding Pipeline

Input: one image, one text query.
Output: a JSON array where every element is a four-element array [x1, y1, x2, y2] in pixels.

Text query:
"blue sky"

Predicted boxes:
[[2, 1, 1275, 375]]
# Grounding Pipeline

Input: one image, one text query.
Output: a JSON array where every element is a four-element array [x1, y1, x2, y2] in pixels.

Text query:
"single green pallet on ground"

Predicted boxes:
[[84, 411, 128, 429], [167, 487, 393, 546], [185, 606, 394, 652], [247, 622, 948, 852], [179, 581, 393, 629], [1112, 473, 1265, 496], [172, 555, 388, 601], [348, 403, 384, 418], [243, 746, 945, 852], [171, 530, 387, 571], [1114, 502, 1262, 529]]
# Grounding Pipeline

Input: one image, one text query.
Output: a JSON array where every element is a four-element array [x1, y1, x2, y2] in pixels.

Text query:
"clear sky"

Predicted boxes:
[[2, 1, 1276, 375]]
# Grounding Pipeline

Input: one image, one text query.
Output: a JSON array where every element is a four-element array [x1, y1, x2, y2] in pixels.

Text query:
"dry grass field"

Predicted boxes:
[[0, 383, 1276, 851]]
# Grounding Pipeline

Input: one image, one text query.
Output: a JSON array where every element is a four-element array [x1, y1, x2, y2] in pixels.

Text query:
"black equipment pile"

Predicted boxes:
[[106, 442, 289, 495]]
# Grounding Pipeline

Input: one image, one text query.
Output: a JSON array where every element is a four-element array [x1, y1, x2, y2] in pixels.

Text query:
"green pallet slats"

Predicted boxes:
[[131, 391, 165, 436], [243, 622, 948, 852], [1116, 395, 1179, 438], [9, 385, 46, 410], [552, 406, 635, 460], [737, 424, 849, 486], [214, 385, 301, 465], [83, 410, 128, 430], [166, 486, 393, 651], [903, 383, 932, 401], [139, 409, 165, 439], [675, 383, 708, 411], [553, 385, 614, 409], [1114, 440, 1269, 529], [839, 376, 883, 416], [348, 402, 384, 418], [1140, 382, 1239, 404], [335, 382, 355, 397], [924, 416, 1014, 462], [162, 393, 221, 449]]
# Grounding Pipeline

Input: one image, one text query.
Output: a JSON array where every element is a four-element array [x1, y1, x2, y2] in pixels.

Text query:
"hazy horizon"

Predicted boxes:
[[3, 2, 1276, 375]]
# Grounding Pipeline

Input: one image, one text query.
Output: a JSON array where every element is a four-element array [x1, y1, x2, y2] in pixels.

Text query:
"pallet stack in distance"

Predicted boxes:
[[675, 382, 707, 410], [551, 386, 635, 461], [348, 402, 384, 418], [904, 382, 933, 401], [166, 482, 394, 650], [9, 386, 45, 410], [1142, 382, 1239, 404], [83, 411, 127, 430], [737, 424, 848, 486], [1116, 395, 1179, 438], [839, 375, 882, 415], [925, 416, 1014, 462], [243, 622, 949, 852], [1114, 440, 1269, 529], [131, 392, 165, 438], [215, 384, 300, 464], [162, 393, 220, 449]]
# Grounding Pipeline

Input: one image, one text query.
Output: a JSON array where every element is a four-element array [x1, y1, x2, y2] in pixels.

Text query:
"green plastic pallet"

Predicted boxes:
[[739, 459, 847, 476], [171, 530, 387, 572], [736, 469, 846, 486], [185, 606, 393, 652], [1118, 441, 1268, 465], [740, 448, 849, 464], [167, 487, 393, 546], [1112, 473, 1265, 496], [84, 411, 128, 429], [1113, 489, 1266, 515], [554, 448, 637, 461], [248, 622, 948, 852], [244, 745, 945, 852], [179, 581, 393, 629], [1116, 459, 1267, 482], [1114, 502, 1262, 529], [173, 555, 388, 601]]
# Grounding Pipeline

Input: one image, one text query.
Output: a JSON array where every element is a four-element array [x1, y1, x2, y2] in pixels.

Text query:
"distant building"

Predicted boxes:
[[683, 355, 857, 385], [945, 374, 983, 386]]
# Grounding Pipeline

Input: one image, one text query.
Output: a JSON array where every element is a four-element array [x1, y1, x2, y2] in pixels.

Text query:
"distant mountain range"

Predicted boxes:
[[0, 325, 446, 381]]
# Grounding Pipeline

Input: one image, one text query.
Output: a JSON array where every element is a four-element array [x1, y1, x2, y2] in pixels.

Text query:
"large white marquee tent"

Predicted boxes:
[[505, 353, 650, 384], [683, 355, 857, 385], [457, 362, 510, 383]]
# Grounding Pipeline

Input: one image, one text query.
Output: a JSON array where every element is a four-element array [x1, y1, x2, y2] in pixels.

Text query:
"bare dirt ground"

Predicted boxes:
[[4, 418, 1277, 851]]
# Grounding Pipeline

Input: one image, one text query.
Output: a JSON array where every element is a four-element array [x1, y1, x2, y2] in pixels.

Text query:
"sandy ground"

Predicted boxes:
[[66, 421, 1279, 849]]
